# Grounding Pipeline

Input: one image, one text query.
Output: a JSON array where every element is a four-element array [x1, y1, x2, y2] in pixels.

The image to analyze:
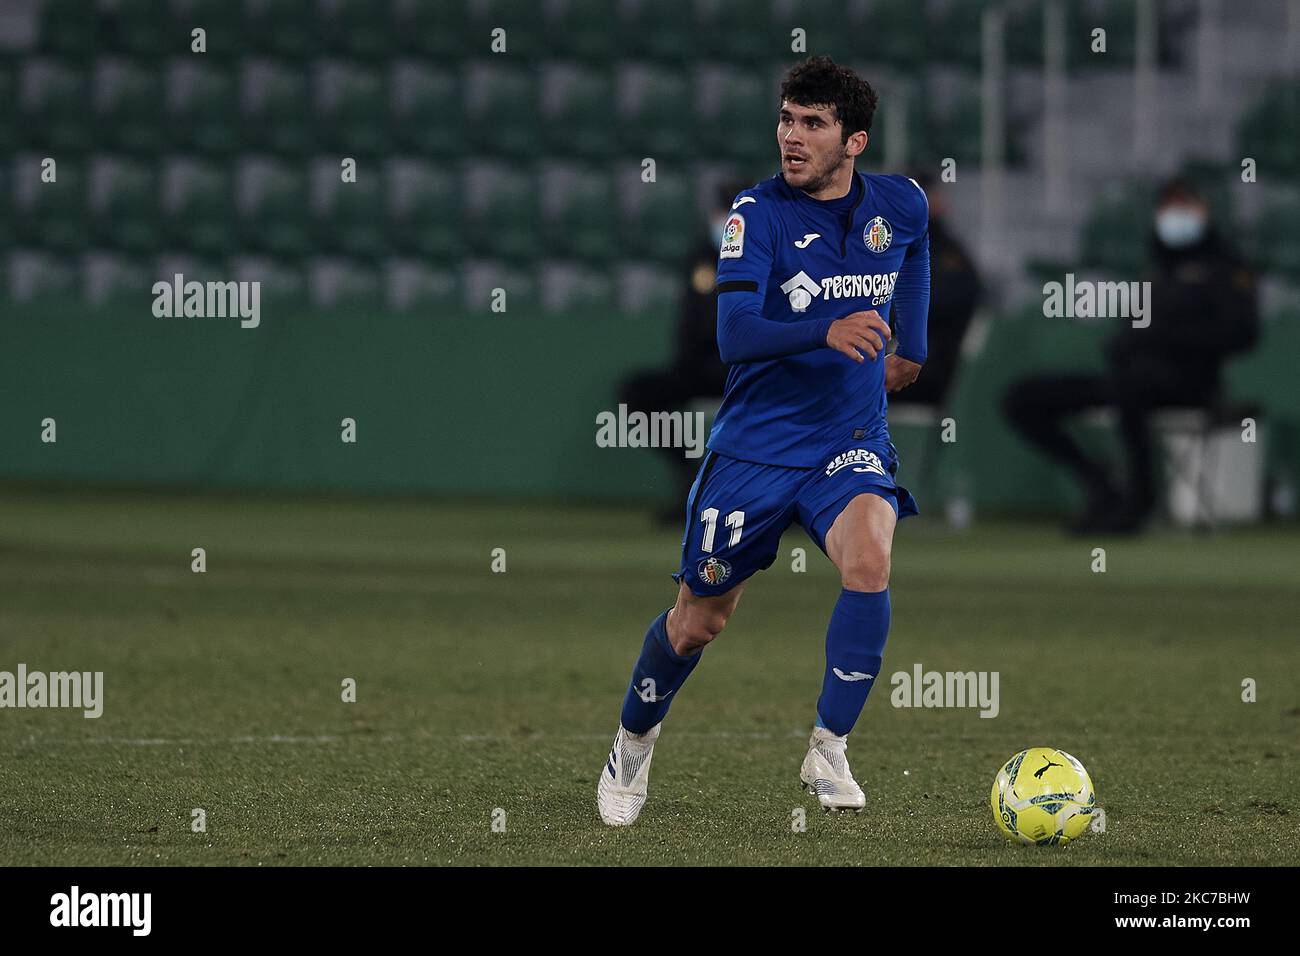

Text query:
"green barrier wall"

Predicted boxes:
[[2, 298, 1295, 512]]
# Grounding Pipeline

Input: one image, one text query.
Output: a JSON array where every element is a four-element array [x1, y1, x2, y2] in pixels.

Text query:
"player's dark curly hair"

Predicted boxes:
[[779, 55, 879, 142]]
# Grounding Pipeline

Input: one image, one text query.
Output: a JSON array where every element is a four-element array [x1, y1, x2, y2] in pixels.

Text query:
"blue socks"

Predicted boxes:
[[620, 609, 702, 734], [816, 588, 890, 736]]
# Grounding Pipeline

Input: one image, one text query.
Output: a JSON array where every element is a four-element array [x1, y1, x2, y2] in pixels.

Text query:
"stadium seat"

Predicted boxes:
[[539, 164, 615, 262], [467, 0, 546, 59], [20, 59, 92, 152], [320, 0, 394, 59], [463, 260, 539, 311], [6, 251, 80, 301], [244, 0, 319, 58], [1238, 83, 1300, 178], [17, 160, 87, 253], [541, 64, 616, 159], [90, 158, 160, 255], [538, 260, 616, 314], [314, 161, 387, 261], [390, 64, 462, 157], [315, 61, 390, 156], [385, 261, 462, 312], [615, 261, 678, 315], [167, 60, 239, 155], [241, 59, 314, 154], [236, 158, 312, 257], [94, 58, 165, 154], [163, 159, 236, 257], [543, 0, 619, 61], [618, 65, 691, 159], [620, 172, 695, 264], [620, 0, 698, 63], [110, 0, 174, 56], [0, 59, 16, 156], [84, 252, 152, 306], [39, 0, 100, 56], [309, 258, 383, 307], [1079, 181, 1154, 273], [858, 0, 929, 70], [386, 160, 463, 259], [464, 64, 539, 157], [464, 163, 540, 261], [169, 0, 243, 55], [1253, 191, 1300, 281], [695, 67, 773, 164], [698, 0, 772, 66], [392, 0, 466, 60]]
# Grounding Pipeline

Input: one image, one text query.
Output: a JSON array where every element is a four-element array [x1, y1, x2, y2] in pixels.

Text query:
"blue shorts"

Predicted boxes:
[[672, 442, 919, 597]]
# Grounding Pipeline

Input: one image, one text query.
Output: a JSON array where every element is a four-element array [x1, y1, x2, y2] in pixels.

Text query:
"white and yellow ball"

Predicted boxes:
[[991, 747, 1096, 846]]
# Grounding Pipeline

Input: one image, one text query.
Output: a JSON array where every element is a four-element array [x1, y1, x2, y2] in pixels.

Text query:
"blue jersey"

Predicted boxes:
[[707, 171, 930, 468]]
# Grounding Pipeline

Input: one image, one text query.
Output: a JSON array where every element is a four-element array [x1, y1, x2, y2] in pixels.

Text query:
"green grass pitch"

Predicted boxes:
[[0, 487, 1296, 866]]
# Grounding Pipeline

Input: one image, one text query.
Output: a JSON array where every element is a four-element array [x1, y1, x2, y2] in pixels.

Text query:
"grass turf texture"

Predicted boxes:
[[0, 486, 1296, 866]]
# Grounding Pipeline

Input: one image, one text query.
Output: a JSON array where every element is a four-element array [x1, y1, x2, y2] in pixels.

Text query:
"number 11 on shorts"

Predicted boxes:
[[700, 508, 745, 552]]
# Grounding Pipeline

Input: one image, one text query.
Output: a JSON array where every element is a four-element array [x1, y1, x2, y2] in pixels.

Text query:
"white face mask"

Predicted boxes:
[[1155, 207, 1207, 248]]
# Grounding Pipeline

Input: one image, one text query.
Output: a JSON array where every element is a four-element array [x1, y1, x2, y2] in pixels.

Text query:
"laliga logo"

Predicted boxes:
[[780, 271, 822, 312]]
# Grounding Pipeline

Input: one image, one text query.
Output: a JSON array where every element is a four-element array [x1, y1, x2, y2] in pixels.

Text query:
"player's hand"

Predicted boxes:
[[885, 354, 923, 392], [826, 310, 892, 362]]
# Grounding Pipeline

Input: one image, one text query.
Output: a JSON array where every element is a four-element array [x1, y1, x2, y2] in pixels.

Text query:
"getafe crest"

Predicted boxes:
[[697, 556, 732, 585], [863, 216, 892, 253]]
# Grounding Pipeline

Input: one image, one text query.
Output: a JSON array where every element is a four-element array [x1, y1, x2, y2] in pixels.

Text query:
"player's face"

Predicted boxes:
[[777, 101, 849, 192]]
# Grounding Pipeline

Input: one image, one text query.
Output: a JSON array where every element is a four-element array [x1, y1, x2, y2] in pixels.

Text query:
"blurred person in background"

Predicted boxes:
[[1003, 177, 1259, 535], [619, 181, 744, 523], [887, 171, 979, 409]]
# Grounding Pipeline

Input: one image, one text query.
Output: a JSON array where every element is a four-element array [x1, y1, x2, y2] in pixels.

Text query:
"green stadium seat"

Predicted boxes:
[[315, 164, 387, 260], [621, 172, 695, 264], [465, 164, 540, 261], [164, 160, 236, 257], [543, 0, 619, 61], [538, 261, 616, 315], [1079, 181, 1154, 273], [0, 59, 16, 156], [111, 0, 174, 56], [393, 0, 467, 60], [40, 0, 100, 56], [0, 158, 12, 250], [467, 0, 545, 59], [858, 0, 929, 70], [1253, 191, 1300, 281], [386, 162, 462, 259], [320, 0, 394, 59], [618, 65, 691, 159], [234, 257, 308, 305], [95, 59, 165, 154], [8, 252, 80, 301], [699, 0, 772, 65], [541, 65, 616, 159], [168, 61, 239, 155], [465, 64, 538, 157], [696, 67, 772, 164], [620, 0, 697, 62], [310, 259, 383, 307], [242, 60, 314, 154], [385, 262, 462, 312], [21, 59, 93, 152], [391, 65, 462, 157], [1238, 83, 1300, 178], [464, 260, 539, 312], [170, 0, 243, 55], [245, 0, 319, 58], [316, 62, 390, 156], [85, 253, 152, 306], [16, 160, 87, 253], [237, 159, 312, 257], [91, 159, 160, 255], [540, 165, 615, 262]]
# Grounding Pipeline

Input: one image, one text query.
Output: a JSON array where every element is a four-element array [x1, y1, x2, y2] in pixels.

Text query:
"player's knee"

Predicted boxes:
[[840, 547, 890, 592], [670, 604, 731, 655]]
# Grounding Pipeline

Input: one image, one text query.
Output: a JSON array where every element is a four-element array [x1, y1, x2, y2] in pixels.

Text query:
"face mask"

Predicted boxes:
[[1155, 207, 1207, 248]]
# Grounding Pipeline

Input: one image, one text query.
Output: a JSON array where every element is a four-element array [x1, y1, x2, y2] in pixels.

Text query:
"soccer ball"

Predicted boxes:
[[991, 747, 1096, 846]]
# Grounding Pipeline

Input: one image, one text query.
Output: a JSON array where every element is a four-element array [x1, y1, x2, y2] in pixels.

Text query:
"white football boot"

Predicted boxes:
[[799, 725, 866, 812], [597, 722, 661, 826]]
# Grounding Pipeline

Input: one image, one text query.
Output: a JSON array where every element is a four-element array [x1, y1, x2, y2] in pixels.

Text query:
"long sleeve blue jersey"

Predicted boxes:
[[708, 170, 931, 467]]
